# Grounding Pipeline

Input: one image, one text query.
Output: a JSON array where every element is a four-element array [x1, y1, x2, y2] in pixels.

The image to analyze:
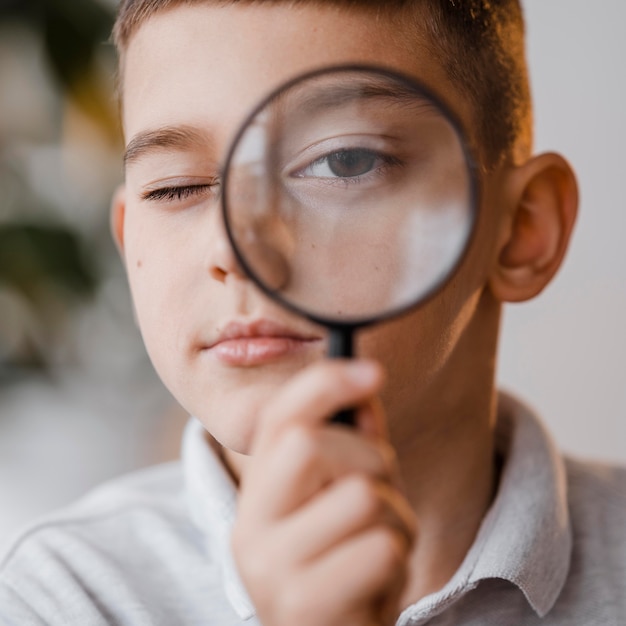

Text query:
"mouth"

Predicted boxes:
[[202, 319, 323, 367]]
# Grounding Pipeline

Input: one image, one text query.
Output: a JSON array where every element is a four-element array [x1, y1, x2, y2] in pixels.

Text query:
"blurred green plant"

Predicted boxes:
[[0, 0, 119, 373], [0, 224, 96, 300]]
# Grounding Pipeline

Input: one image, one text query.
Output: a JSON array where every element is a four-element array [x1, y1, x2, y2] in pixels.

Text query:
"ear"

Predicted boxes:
[[110, 184, 127, 258], [489, 153, 578, 303]]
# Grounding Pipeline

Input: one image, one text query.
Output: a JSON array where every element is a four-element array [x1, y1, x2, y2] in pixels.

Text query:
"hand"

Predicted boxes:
[[231, 359, 417, 626]]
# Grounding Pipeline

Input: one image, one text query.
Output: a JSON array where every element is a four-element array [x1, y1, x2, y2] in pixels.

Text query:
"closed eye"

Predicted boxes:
[[141, 183, 218, 203]]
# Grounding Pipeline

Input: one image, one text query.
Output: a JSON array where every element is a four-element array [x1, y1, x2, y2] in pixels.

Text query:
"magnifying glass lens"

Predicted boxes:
[[224, 67, 476, 327]]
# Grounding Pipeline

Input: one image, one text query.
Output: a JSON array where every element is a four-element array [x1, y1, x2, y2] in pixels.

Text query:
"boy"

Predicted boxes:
[[2, 0, 625, 624]]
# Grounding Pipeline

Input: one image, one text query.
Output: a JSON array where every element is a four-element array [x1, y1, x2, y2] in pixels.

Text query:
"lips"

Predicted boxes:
[[203, 319, 322, 366]]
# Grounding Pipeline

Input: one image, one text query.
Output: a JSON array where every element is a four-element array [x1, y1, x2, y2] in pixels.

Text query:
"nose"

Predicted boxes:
[[208, 204, 292, 291], [206, 207, 245, 283]]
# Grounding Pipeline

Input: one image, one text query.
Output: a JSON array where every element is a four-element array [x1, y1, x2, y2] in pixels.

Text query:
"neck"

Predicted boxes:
[[393, 290, 502, 605]]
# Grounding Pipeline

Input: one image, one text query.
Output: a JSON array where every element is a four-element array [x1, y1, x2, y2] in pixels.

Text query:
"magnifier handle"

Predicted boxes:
[[328, 327, 356, 427]]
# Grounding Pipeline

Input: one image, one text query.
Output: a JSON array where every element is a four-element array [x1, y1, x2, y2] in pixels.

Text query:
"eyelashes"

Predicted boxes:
[[141, 183, 219, 203]]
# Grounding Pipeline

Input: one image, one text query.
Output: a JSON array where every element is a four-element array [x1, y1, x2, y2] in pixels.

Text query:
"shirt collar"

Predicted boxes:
[[182, 392, 572, 624], [181, 418, 257, 621], [398, 392, 572, 624], [468, 393, 572, 615]]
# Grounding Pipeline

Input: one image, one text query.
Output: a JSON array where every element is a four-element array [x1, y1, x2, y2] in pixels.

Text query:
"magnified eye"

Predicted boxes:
[[326, 150, 377, 177], [297, 148, 383, 179]]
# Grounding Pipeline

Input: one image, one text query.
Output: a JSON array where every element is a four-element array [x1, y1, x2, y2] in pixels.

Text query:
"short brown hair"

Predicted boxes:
[[112, 0, 532, 169]]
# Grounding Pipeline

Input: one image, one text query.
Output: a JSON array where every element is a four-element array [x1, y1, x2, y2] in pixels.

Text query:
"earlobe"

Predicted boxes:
[[110, 185, 127, 258], [490, 153, 578, 303]]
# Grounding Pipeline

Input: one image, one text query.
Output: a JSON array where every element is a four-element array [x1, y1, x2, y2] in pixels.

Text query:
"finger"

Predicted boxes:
[[233, 492, 412, 626], [295, 525, 410, 621], [357, 394, 389, 441], [253, 359, 384, 455], [239, 423, 398, 523], [277, 474, 417, 563]]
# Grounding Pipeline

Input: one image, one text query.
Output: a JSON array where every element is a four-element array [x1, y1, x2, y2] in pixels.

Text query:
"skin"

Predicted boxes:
[[112, 4, 578, 624]]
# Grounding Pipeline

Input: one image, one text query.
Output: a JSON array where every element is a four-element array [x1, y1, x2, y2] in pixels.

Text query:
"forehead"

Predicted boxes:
[[121, 3, 471, 156]]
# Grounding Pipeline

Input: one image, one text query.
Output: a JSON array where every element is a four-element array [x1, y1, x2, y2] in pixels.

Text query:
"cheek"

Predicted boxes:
[[123, 213, 196, 374], [358, 299, 451, 379], [357, 276, 482, 409]]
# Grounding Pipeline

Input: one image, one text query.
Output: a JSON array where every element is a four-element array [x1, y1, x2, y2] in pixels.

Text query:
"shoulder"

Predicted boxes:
[[564, 455, 626, 557], [2, 460, 186, 560], [564, 455, 626, 528], [0, 461, 209, 623], [557, 455, 626, 621], [1, 461, 192, 569]]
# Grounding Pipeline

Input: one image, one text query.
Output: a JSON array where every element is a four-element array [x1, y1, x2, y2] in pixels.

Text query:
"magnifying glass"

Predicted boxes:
[[222, 65, 479, 424]]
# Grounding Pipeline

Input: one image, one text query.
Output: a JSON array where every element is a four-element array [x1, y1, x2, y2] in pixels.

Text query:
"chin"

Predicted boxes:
[[190, 399, 261, 456], [166, 355, 320, 454]]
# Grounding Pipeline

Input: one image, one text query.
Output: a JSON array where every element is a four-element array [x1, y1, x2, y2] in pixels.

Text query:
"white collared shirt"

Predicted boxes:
[[1, 394, 625, 625]]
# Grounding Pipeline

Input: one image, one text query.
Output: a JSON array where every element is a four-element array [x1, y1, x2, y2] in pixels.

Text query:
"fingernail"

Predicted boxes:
[[347, 361, 380, 386]]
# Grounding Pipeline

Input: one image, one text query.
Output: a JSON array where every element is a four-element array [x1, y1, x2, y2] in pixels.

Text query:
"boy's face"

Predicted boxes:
[[117, 3, 502, 451]]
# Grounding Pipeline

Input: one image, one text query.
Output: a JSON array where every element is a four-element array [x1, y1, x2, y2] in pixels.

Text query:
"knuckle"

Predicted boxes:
[[297, 361, 341, 394], [308, 360, 365, 397], [370, 526, 408, 573], [347, 474, 384, 521], [376, 440, 398, 476], [282, 426, 322, 473]]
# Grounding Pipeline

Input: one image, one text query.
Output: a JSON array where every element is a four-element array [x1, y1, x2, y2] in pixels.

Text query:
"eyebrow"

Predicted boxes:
[[291, 80, 440, 116], [124, 125, 213, 168]]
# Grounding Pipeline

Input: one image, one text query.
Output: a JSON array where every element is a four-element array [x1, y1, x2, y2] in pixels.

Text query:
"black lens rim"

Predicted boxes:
[[221, 63, 481, 331]]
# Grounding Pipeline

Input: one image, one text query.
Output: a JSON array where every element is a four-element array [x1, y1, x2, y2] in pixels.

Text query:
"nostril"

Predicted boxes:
[[206, 219, 246, 281], [209, 265, 229, 282]]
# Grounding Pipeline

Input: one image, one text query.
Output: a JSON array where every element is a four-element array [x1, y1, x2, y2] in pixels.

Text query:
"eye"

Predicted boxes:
[[291, 148, 402, 185], [298, 149, 382, 179], [141, 183, 218, 203], [322, 149, 377, 178]]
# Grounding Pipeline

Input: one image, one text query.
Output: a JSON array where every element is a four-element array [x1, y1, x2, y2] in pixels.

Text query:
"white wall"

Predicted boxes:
[[498, 1, 626, 463]]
